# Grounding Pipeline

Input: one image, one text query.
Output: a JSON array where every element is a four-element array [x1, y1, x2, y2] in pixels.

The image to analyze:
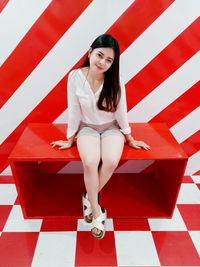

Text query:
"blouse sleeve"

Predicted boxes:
[[66, 70, 81, 139], [114, 78, 131, 135]]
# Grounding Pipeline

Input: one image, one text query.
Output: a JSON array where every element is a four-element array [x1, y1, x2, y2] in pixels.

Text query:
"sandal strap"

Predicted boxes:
[[92, 218, 105, 232], [82, 196, 91, 208], [82, 193, 92, 216], [84, 207, 92, 216], [92, 208, 106, 232]]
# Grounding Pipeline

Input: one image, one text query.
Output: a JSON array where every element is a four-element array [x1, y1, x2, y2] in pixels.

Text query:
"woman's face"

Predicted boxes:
[[88, 47, 115, 74]]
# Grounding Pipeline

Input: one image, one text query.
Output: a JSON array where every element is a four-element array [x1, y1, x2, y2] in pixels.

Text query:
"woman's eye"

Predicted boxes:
[[97, 54, 102, 57]]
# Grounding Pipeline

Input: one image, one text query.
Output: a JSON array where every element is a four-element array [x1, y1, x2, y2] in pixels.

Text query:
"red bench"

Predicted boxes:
[[9, 123, 188, 219]]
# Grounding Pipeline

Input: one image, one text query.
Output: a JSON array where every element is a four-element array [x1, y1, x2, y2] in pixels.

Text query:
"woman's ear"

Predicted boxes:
[[88, 47, 92, 58]]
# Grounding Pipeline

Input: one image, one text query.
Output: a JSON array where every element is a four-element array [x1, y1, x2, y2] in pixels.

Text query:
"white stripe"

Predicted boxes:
[[120, 0, 200, 82], [170, 107, 200, 143], [0, 165, 12, 176], [127, 51, 200, 122], [58, 162, 83, 174], [115, 160, 154, 173], [185, 150, 200, 176], [31, 232, 76, 267], [191, 175, 200, 183], [0, 0, 52, 66], [53, 110, 68, 123], [0, 0, 133, 144]]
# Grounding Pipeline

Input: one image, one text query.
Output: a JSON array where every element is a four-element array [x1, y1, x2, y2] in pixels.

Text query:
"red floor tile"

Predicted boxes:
[[193, 170, 200, 175], [0, 232, 39, 267], [152, 231, 200, 266], [0, 205, 12, 231], [113, 218, 150, 230], [75, 231, 117, 266], [41, 216, 77, 231], [0, 176, 14, 184], [182, 176, 194, 183], [178, 204, 200, 230]]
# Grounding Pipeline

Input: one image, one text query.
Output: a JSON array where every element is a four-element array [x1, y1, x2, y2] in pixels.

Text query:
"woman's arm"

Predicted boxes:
[[124, 133, 150, 150], [115, 78, 150, 150], [50, 134, 75, 150], [114, 78, 131, 135], [66, 70, 81, 140], [51, 70, 81, 150]]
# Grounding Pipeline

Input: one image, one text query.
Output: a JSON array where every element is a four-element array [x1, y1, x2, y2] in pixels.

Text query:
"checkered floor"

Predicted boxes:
[[0, 174, 199, 267]]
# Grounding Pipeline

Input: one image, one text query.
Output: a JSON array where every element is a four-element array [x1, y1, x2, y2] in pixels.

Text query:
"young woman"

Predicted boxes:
[[51, 34, 150, 240]]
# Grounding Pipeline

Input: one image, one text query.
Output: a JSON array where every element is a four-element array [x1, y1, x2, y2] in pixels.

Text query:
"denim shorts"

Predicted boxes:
[[76, 120, 125, 140]]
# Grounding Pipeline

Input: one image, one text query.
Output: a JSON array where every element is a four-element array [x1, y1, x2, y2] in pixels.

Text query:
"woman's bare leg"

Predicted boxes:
[[98, 135, 125, 192], [76, 135, 101, 220]]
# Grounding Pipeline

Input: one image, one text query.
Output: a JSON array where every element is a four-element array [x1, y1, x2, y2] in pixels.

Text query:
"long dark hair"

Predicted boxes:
[[81, 34, 121, 112]]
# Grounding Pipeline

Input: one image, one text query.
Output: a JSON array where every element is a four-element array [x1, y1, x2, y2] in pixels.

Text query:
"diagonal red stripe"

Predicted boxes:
[[0, 0, 9, 13], [0, 0, 92, 108], [150, 81, 200, 127], [193, 170, 200, 175], [126, 17, 200, 111], [108, 0, 174, 53], [181, 131, 200, 157]]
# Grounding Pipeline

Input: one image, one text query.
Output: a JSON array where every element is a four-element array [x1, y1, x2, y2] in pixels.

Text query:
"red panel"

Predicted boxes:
[[11, 161, 85, 218], [100, 159, 187, 218], [9, 123, 187, 161]]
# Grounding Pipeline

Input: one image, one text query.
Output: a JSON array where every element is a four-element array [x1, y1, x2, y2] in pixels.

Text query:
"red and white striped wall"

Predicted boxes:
[[0, 0, 199, 176]]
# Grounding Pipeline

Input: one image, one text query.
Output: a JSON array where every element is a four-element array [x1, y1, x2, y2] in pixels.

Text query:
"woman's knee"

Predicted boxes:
[[82, 158, 100, 172], [102, 157, 119, 171]]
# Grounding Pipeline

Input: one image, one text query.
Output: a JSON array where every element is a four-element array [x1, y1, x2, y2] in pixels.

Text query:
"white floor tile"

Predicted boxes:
[[189, 231, 200, 256], [77, 219, 92, 231], [0, 165, 12, 176], [191, 175, 200, 183], [115, 231, 160, 266], [77, 218, 113, 231], [0, 184, 17, 204], [148, 206, 187, 231], [177, 184, 200, 204], [31, 232, 76, 267], [3, 205, 42, 232]]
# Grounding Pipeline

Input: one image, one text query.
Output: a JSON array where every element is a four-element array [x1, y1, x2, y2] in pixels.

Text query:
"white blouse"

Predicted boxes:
[[66, 69, 131, 139]]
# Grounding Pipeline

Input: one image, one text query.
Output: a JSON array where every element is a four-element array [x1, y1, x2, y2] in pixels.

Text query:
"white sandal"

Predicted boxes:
[[82, 192, 93, 223], [91, 207, 107, 240]]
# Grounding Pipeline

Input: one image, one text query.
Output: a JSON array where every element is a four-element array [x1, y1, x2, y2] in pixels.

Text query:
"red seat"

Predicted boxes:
[[9, 123, 187, 219]]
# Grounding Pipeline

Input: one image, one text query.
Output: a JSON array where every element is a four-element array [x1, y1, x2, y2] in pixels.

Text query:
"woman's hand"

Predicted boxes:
[[50, 140, 73, 150], [128, 139, 150, 150]]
